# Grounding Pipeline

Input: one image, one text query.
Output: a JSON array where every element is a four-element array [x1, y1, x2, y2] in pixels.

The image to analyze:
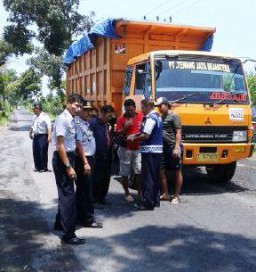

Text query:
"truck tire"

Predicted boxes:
[[206, 162, 237, 183]]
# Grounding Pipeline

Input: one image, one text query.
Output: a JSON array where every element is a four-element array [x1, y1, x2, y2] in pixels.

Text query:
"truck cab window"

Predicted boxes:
[[123, 67, 133, 96], [135, 63, 151, 98]]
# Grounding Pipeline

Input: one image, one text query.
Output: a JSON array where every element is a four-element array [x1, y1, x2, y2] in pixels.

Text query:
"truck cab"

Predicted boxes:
[[125, 50, 254, 182]]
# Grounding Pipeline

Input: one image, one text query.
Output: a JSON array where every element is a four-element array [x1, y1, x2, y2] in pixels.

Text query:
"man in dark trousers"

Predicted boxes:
[[52, 94, 90, 245], [89, 105, 114, 205], [29, 102, 52, 172], [74, 101, 103, 228], [156, 97, 183, 204], [131, 99, 163, 210]]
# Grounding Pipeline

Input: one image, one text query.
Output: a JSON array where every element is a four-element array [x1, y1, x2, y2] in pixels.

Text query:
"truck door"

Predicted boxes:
[[131, 62, 152, 110]]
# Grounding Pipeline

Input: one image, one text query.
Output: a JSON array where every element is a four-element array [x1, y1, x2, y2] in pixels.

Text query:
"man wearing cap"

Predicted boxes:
[[74, 100, 103, 228], [52, 94, 90, 245], [155, 97, 183, 204], [29, 102, 52, 172], [89, 105, 115, 205], [130, 99, 163, 211]]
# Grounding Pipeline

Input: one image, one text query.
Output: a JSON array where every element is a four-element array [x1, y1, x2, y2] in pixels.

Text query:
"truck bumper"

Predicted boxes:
[[182, 143, 254, 165]]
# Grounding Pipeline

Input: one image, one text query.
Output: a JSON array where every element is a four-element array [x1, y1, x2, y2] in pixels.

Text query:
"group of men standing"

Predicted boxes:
[[30, 94, 183, 245], [116, 97, 183, 211]]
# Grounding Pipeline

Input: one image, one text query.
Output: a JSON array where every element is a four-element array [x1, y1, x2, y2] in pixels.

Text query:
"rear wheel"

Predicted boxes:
[[206, 162, 237, 183]]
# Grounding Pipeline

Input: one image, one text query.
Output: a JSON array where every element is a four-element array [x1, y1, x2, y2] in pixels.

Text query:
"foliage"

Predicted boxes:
[[0, 39, 13, 67], [17, 68, 42, 100], [4, 24, 35, 56], [0, 69, 18, 122], [247, 69, 256, 106], [40, 93, 64, 117], [3, 0, 95, 56], [28, 48, 64, 92], [0, 69, 18, 102]]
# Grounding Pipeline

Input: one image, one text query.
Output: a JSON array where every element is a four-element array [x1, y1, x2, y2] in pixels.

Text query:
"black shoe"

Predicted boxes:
[[40, 169, 52, 173], [80, 221, 103, 228], [61, 236, 85, 245], [155, 203, 160, 208], [133, 203, 154, 211], [94, 203, 104, 210], [97, 199, 112, 206], [33, 168, 39, 172]]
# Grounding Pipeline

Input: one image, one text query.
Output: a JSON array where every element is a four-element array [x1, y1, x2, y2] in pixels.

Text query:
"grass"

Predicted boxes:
[[0, 116, 8, 126]]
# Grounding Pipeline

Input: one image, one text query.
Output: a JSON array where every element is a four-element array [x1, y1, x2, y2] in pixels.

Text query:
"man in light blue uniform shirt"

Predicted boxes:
[[74, 101, 103, 228], [29, 102, 52, 172], [52, 94, 90, 245]]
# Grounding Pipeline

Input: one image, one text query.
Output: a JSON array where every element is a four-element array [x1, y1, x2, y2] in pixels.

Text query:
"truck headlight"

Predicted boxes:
[[232, 131, 247, 142]]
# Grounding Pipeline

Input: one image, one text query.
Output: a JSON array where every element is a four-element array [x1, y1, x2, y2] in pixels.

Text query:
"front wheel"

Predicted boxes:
[[206, 162, 237, 183]]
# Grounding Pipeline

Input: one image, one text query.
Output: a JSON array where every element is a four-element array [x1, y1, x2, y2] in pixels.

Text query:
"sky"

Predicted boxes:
[[1, 0, 256, 91]]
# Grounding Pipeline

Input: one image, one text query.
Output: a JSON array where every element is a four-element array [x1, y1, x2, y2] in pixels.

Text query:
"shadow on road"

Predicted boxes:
[[8, 125, 31, 131], [1, 196, 255, 272], [0, 197, 84, 272], [85, 225, 256, 272]]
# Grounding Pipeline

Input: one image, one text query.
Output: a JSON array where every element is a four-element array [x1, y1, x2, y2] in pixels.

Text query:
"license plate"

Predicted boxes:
[[197, 153, 219, 162]]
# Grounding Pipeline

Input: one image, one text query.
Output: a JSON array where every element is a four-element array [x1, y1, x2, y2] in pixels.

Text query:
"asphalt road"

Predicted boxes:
[[0, 109, 255, 272]]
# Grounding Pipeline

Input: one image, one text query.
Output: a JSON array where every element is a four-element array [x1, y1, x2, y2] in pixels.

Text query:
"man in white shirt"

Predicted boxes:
[[52, 94, 90, 245], [29, 102, 52, 172], [74, 101, 103, 228]]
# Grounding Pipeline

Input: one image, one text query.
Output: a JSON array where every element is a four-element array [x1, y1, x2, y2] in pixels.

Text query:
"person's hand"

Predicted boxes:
[[66, 167, 77, 181], [127, 134, 136, 142], [29, 132, 33, 140], [83, 163, 91, 176], [124, 119, 133, 129], [48, 136, 52, 143], [172, 147, 179, 159]]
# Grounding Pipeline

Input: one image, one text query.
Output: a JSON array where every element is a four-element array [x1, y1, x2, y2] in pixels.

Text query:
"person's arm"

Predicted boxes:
[[116, 119, 133, 135], [131, 132, 150, 142], [173, 128, 182, 159], [29, 116, 35, 139], [76, 140, 91, 175], [46, 116, 52, 142], [56, 136, 77, 180], [173, 114, 182, 159], [130, 117, 155, 142], [29, 127, 33, 139]]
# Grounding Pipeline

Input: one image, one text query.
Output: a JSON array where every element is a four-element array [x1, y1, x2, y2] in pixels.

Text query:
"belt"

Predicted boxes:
[[54, 151, 75, 155]]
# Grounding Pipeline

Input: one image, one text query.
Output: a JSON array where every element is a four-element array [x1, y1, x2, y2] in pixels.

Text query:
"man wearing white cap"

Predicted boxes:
[[155, 97, 183, 204]]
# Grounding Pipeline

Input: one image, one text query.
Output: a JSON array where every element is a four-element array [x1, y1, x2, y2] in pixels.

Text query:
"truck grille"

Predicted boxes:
[[182, 126, 248, 143]]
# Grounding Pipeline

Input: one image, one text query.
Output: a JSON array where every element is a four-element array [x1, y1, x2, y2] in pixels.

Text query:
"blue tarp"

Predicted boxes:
[[64, 18, 214, 64], [200, 34, 214, 52], [64, 18, 120, 65]]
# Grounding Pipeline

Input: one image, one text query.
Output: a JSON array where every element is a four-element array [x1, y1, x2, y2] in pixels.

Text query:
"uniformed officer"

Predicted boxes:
[[52, 94, 90, 245], [29, 102, 52, 172], [131, 99, 163, 210], [89, 105, 115, 205], [74, 100, 103, 228]]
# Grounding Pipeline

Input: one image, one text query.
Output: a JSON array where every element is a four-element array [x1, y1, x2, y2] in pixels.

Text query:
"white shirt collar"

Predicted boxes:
[[64, 109, 73, 120], [146, 110, 156, 117]]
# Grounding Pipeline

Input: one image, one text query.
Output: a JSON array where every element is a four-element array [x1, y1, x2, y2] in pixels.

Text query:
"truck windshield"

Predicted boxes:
[[154, 57, 249, 104]]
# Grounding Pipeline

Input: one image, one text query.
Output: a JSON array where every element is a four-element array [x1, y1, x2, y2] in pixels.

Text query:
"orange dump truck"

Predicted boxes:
[[65, 19, 254, 183]]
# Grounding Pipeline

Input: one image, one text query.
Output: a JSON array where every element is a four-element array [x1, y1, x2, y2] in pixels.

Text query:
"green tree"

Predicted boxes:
[[28, 48, 63, 92], [17, 68, 42, 100], [0, 39, 13, 67], [0, 69, 18, 118], [247, 69, 256, 106], [3, 0, 95, 56]]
